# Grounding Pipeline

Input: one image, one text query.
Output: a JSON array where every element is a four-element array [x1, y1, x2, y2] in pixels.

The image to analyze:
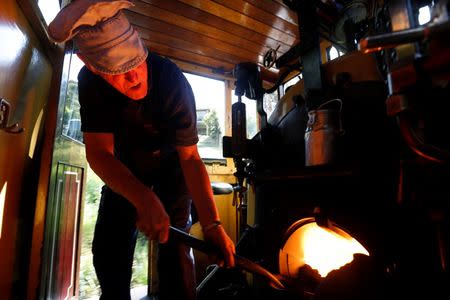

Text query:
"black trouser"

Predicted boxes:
[[92, 186, 196, 300]]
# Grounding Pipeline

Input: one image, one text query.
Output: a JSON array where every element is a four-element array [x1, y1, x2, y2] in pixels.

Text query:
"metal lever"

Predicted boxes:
[[0, 98, 24, 134]]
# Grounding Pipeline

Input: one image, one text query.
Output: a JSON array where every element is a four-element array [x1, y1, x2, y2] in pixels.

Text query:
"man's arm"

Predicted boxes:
[[84, 132, 170, 242], [176, 144, 235, 267]]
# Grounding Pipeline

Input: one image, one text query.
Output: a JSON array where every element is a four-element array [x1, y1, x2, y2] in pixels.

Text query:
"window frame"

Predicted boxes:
[[182, 71, 228, 162], [17, 0, 66, 64], [174, 59, 280, 174], [174, 59, 236, 174]]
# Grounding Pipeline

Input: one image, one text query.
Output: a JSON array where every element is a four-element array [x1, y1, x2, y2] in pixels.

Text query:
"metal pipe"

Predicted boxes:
[[359, 22, 450, 53]]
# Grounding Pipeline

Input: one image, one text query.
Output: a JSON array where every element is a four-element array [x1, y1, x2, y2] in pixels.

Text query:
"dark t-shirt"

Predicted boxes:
[[78, 52, 198, 195]]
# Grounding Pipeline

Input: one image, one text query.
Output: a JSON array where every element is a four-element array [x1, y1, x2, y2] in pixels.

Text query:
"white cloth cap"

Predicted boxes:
[[48, 0, 148, 74]]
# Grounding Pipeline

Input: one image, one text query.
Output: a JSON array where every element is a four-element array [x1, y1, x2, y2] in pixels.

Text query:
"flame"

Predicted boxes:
[[301, 223, 369, 277]]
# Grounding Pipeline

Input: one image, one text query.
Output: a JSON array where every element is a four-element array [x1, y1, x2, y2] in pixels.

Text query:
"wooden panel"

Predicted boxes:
[[211, 0, 298, 37], [244, 0, 298, 26], [127, 0, 293, 83], [131, 0, 291, 54], [135, 25, 262, 65], [143, 39, 235, 71], [144, 40, 279, 83], [0, 1, 53, 299], [27, 59, 63, 300], [139, 28, 242, 64], [177, 0, 297, 45], [127, 11, 262, 63]]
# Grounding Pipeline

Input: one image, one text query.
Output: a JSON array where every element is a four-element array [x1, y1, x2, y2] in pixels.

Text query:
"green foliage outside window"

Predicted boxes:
[[79, 166, 148, 299], [62, 81, 83, 142], [203, 109, 221, 141]]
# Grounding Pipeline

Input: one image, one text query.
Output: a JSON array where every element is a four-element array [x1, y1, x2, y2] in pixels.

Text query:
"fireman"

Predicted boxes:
[[48, 1, 235, 299]]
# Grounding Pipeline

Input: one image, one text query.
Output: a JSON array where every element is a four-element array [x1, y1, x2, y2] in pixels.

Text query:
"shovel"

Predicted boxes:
[[169, 226, 285, 290]]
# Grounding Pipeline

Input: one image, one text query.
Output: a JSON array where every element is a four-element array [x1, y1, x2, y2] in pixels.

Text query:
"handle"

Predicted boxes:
[[0, 98, 24, 134], [168, 226, 285, 289], [169, 226, 219, 254], [317, 98, 342, 111], [318, 98, 344, 134]]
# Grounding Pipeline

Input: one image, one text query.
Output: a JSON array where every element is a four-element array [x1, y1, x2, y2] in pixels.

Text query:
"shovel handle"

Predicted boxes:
[[169, 226, 285, 289], [169, 226, 219, 254]]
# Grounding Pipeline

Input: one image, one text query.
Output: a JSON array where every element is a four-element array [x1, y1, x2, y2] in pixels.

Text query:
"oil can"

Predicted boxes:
[[305, 99, 343, 166]]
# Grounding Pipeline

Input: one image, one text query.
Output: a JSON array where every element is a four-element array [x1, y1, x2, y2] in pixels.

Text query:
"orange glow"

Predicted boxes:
[[279, 219, 369, 279], [0, 182, 7, 239], [301, 223, 369, 277]]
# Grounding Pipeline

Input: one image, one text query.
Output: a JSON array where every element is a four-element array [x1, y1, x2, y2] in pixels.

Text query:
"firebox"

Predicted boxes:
[[279, 217, 369, 279]]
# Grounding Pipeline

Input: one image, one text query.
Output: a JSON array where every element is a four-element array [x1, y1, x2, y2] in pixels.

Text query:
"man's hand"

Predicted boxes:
[[203, 225, 236, 268], [176, 144, 236, 266], [83, 132, 170, 242], [135, 189, 170, 243], [84, 132, 170, 243]]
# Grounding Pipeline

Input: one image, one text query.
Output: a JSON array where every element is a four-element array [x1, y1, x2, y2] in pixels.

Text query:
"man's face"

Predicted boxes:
[[98, 60, 148, 100]]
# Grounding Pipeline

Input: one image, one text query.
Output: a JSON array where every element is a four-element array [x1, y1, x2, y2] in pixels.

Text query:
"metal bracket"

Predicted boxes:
[[0, 98, 24, 134]]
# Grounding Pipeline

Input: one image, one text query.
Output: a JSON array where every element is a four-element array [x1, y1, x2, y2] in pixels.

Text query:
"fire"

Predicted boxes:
[[279, 219, 369, 279], [301, 223, 369, 277]]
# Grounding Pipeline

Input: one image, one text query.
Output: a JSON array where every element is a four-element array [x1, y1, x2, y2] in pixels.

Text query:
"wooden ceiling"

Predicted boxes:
[[124, 0, 300, 82]]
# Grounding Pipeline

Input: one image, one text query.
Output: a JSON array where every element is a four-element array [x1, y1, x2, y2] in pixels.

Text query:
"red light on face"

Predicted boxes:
[[99, 61, 148, 100]]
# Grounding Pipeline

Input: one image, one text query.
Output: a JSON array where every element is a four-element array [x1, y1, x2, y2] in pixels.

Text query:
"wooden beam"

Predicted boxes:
[[171, 58, 235, 81]]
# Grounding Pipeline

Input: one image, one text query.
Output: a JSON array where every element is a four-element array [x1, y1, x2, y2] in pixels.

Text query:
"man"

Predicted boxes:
[[48, 1, 235, 299]]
